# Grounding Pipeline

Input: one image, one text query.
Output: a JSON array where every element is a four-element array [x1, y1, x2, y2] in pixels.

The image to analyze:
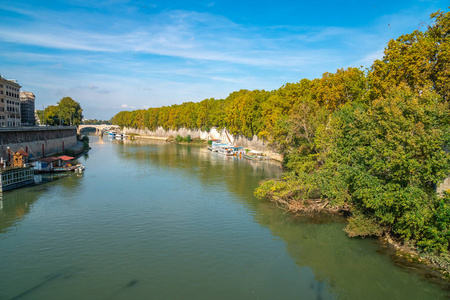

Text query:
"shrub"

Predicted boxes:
[[175, 135, 183, 143], [344, 213, 384, 237]]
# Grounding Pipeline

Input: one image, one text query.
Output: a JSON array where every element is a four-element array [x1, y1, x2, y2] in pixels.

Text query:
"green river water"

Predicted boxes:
[[0, 134, 449, 300]]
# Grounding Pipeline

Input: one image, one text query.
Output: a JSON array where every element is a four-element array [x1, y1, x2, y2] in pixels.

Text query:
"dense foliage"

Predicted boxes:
[[82, 119, 111, 125], [37, 97, 83, 126], [112, 10, 450, 260]]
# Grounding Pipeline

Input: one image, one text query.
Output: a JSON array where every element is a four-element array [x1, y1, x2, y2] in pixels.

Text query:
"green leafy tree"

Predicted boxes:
[[57, 97, 83, 126], [35, 110, 44, 125], [43, 105, 60, 126], [317, 88, 450, 244]]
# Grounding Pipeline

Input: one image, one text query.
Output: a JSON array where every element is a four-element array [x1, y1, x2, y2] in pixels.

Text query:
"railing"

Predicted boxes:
[[0, 165, 30, 172]]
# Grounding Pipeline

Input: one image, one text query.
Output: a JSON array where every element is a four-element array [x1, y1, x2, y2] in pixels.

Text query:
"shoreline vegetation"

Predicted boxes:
[[112, 10, 450, 280]]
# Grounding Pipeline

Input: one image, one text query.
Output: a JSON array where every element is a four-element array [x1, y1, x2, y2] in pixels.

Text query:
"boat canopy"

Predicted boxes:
[[58, 155, 75, 161]]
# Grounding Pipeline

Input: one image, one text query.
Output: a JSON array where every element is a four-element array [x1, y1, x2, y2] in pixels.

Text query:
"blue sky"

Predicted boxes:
[[0, 1, 448, 119]]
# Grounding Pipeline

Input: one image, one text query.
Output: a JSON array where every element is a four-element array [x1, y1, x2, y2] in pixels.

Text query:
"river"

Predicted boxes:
[[0, 134, 448, 300]]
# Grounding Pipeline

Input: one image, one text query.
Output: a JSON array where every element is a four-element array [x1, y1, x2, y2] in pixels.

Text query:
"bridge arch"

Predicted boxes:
[[77, 125, 121, 135]]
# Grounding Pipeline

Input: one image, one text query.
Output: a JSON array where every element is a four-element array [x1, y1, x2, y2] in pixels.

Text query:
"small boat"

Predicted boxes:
[[243, 151, 269, 161], [74, 164, 85, 173]]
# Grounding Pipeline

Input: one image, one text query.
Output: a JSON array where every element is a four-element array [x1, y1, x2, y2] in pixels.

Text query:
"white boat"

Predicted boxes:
[[74, 164, 85, 173], [218, 146, 235, 156]]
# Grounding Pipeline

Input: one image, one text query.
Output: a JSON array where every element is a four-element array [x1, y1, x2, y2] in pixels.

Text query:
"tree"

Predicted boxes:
[[369, 10, 450, 101], [316, 87, 450, 244], [43, 105, 60, 126], [57, 97, 83, 126], [35, 110, 44, 125]]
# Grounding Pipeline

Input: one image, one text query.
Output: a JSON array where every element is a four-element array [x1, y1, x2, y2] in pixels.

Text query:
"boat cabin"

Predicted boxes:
[[35, 157, 62, 171]]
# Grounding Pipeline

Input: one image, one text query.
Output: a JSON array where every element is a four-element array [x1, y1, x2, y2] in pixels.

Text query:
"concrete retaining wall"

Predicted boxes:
[[0, 126, 77, 161], [123, 127, 204, 139]]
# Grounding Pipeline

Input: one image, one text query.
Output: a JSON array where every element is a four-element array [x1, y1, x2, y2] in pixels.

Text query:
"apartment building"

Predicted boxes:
[[20, 91, 36, 126], [0, 75, 21, 127]]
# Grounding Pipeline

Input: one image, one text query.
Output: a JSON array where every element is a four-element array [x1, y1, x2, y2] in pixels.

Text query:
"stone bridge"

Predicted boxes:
[[77, 125, 121, 135]]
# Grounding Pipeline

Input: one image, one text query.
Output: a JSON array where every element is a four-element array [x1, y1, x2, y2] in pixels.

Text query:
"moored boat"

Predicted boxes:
[[218, 146, 235, 156], [34, 156, 85, 173], [0, 150, 35, 191], [0, 166, 34, 192], [243, 151, 269, 161]]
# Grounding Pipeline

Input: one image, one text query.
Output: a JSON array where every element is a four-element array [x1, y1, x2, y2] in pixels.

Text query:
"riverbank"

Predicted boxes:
[[123, 130, 283, 161], [380, 235, 450, 289], [260, 192, 450, 285], [121, 126, 283, 162], [130, 135, 168, 141]]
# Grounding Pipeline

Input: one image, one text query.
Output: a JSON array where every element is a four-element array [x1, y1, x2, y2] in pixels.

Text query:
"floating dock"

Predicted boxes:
[[0, 167, 35, 192]]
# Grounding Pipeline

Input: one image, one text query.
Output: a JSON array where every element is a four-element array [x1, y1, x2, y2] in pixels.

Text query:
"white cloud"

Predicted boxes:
[[0, 9, 381, 69]]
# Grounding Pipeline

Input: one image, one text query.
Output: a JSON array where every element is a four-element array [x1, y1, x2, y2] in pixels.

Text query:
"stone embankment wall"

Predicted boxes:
[[0, 126, 77, 161], [122, 126, 283, 161]]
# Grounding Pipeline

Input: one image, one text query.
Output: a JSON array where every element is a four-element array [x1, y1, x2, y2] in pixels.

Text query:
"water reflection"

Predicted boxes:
[[110, 137, 450, 299], [0, 173, 82, 236]]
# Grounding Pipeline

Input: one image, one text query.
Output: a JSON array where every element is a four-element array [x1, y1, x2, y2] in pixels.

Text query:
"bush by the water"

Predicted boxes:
[[175, 134, 192, 143], [80, 135, 90, 150], [175, 135, 183, 143]]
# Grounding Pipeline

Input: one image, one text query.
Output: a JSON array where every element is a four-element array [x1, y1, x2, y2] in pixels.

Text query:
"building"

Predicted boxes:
[[20, 91, 36, 126], [0, 75, 21, 127]]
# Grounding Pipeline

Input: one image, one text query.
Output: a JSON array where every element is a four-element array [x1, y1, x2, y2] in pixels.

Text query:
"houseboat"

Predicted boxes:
[[218, 145, 235, 156], [210, 141, 231, 152], [34, 156, 84, 173], [207, 139, 221, 151], [0, 167, 34, 192], [0, 151, 34, 192]]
